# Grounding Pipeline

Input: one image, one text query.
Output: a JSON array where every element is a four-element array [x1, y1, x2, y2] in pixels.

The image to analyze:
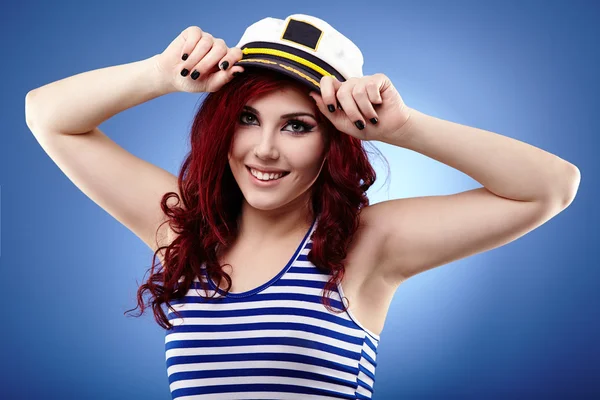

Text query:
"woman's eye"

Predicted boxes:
[[288, 122, 307, 133], [240, 113, 255, 124], [283, 120, 315, 134]]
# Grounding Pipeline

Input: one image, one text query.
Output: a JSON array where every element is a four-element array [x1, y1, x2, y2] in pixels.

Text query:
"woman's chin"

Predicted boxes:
[[241, 191, 284, 209]]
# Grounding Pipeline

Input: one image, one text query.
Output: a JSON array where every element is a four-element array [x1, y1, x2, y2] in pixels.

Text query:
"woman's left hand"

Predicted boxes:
[[309, 73, 412, 142]]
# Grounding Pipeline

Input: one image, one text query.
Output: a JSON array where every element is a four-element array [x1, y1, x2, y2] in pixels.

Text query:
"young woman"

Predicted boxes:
[[25, 14, 580, 400]]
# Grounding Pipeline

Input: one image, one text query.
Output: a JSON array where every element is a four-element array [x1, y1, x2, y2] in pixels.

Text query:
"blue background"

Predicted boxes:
[[2, 0, 597, 398]]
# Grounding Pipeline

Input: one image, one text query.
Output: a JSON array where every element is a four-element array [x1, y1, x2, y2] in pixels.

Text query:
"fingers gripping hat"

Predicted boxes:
[[233, 14, 364, 93]]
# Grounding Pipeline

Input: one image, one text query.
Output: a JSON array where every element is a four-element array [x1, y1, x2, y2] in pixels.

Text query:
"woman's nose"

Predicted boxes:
[[253, 129, 280, 159]]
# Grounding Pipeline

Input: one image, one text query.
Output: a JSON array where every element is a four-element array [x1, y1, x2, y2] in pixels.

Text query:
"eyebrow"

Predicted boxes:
[[242, 105, 317, 121]]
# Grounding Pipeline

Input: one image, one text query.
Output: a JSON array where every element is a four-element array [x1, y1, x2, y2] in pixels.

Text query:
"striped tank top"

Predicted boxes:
[[165, 216, 381, 399]]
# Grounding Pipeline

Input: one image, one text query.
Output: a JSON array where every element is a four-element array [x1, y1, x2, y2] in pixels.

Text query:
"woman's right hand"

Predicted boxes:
[[154, 26, 245, 94]]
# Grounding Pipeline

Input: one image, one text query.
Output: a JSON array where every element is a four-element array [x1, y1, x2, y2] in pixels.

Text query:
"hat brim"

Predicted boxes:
[[232, 56, 322, 94]]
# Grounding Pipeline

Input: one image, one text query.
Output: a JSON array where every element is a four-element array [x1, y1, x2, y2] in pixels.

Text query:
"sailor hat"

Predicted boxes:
[[233, 13, 364, 93]]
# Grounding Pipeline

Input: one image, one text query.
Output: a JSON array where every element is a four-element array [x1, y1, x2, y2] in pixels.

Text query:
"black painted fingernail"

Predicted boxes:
[[220, 61, 229, 70], [233, 71, 242, 76], [181, 68, 189, 77], [355, 120, 365, 130], [191, 70, 200, 80], [328, 104, 335, 113], [182, 53, 188, 61], [337, 103, 343, 110], [370, 117, 378, 125]]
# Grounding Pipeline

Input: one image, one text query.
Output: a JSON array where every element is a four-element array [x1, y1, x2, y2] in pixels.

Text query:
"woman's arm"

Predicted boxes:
[[384, 108, 580, 206], [367, 108, 580, 284], [25, 54, 173, 134]]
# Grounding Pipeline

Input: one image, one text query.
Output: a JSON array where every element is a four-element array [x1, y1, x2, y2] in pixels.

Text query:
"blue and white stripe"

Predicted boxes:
[[165, 218, 381, 399]]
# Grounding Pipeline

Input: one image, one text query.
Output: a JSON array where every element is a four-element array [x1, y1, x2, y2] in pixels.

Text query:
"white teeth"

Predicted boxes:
[[250, 168, 285, 181]]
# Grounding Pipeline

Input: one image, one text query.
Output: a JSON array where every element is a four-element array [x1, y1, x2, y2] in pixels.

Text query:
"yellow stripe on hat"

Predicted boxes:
[[242, 47, 334, 79], [237, 58, 321, 88]]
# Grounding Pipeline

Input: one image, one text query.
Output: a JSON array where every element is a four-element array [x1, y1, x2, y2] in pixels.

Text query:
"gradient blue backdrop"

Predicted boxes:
[[2, 0, 597, 398]]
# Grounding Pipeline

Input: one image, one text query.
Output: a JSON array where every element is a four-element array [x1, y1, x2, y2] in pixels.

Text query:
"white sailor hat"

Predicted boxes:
[[233, 13, 364, 93]]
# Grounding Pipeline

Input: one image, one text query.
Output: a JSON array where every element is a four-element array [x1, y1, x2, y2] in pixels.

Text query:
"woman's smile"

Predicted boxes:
[[246, 166, 290, 186]]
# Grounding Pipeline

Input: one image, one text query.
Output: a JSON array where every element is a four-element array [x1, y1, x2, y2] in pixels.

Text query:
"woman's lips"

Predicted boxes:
[[246, 166, 290, 186]]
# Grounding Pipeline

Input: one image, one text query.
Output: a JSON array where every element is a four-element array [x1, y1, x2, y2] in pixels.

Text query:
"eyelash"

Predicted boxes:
[[239, 112, 316, 136]]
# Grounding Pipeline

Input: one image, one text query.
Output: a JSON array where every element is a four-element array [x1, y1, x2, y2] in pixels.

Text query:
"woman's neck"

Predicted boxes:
[[237, 204, 314, 245]]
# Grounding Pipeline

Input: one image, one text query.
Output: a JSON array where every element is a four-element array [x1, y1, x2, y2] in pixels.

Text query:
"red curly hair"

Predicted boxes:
[[125, 67, 388, 330]]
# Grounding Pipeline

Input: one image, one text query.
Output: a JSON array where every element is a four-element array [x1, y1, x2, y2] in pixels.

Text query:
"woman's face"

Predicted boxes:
[[228, 85, 327, 212]]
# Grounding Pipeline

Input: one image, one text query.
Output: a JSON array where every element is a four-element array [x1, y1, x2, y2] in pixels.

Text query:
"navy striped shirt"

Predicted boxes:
[[165, 216, 381, 399]]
